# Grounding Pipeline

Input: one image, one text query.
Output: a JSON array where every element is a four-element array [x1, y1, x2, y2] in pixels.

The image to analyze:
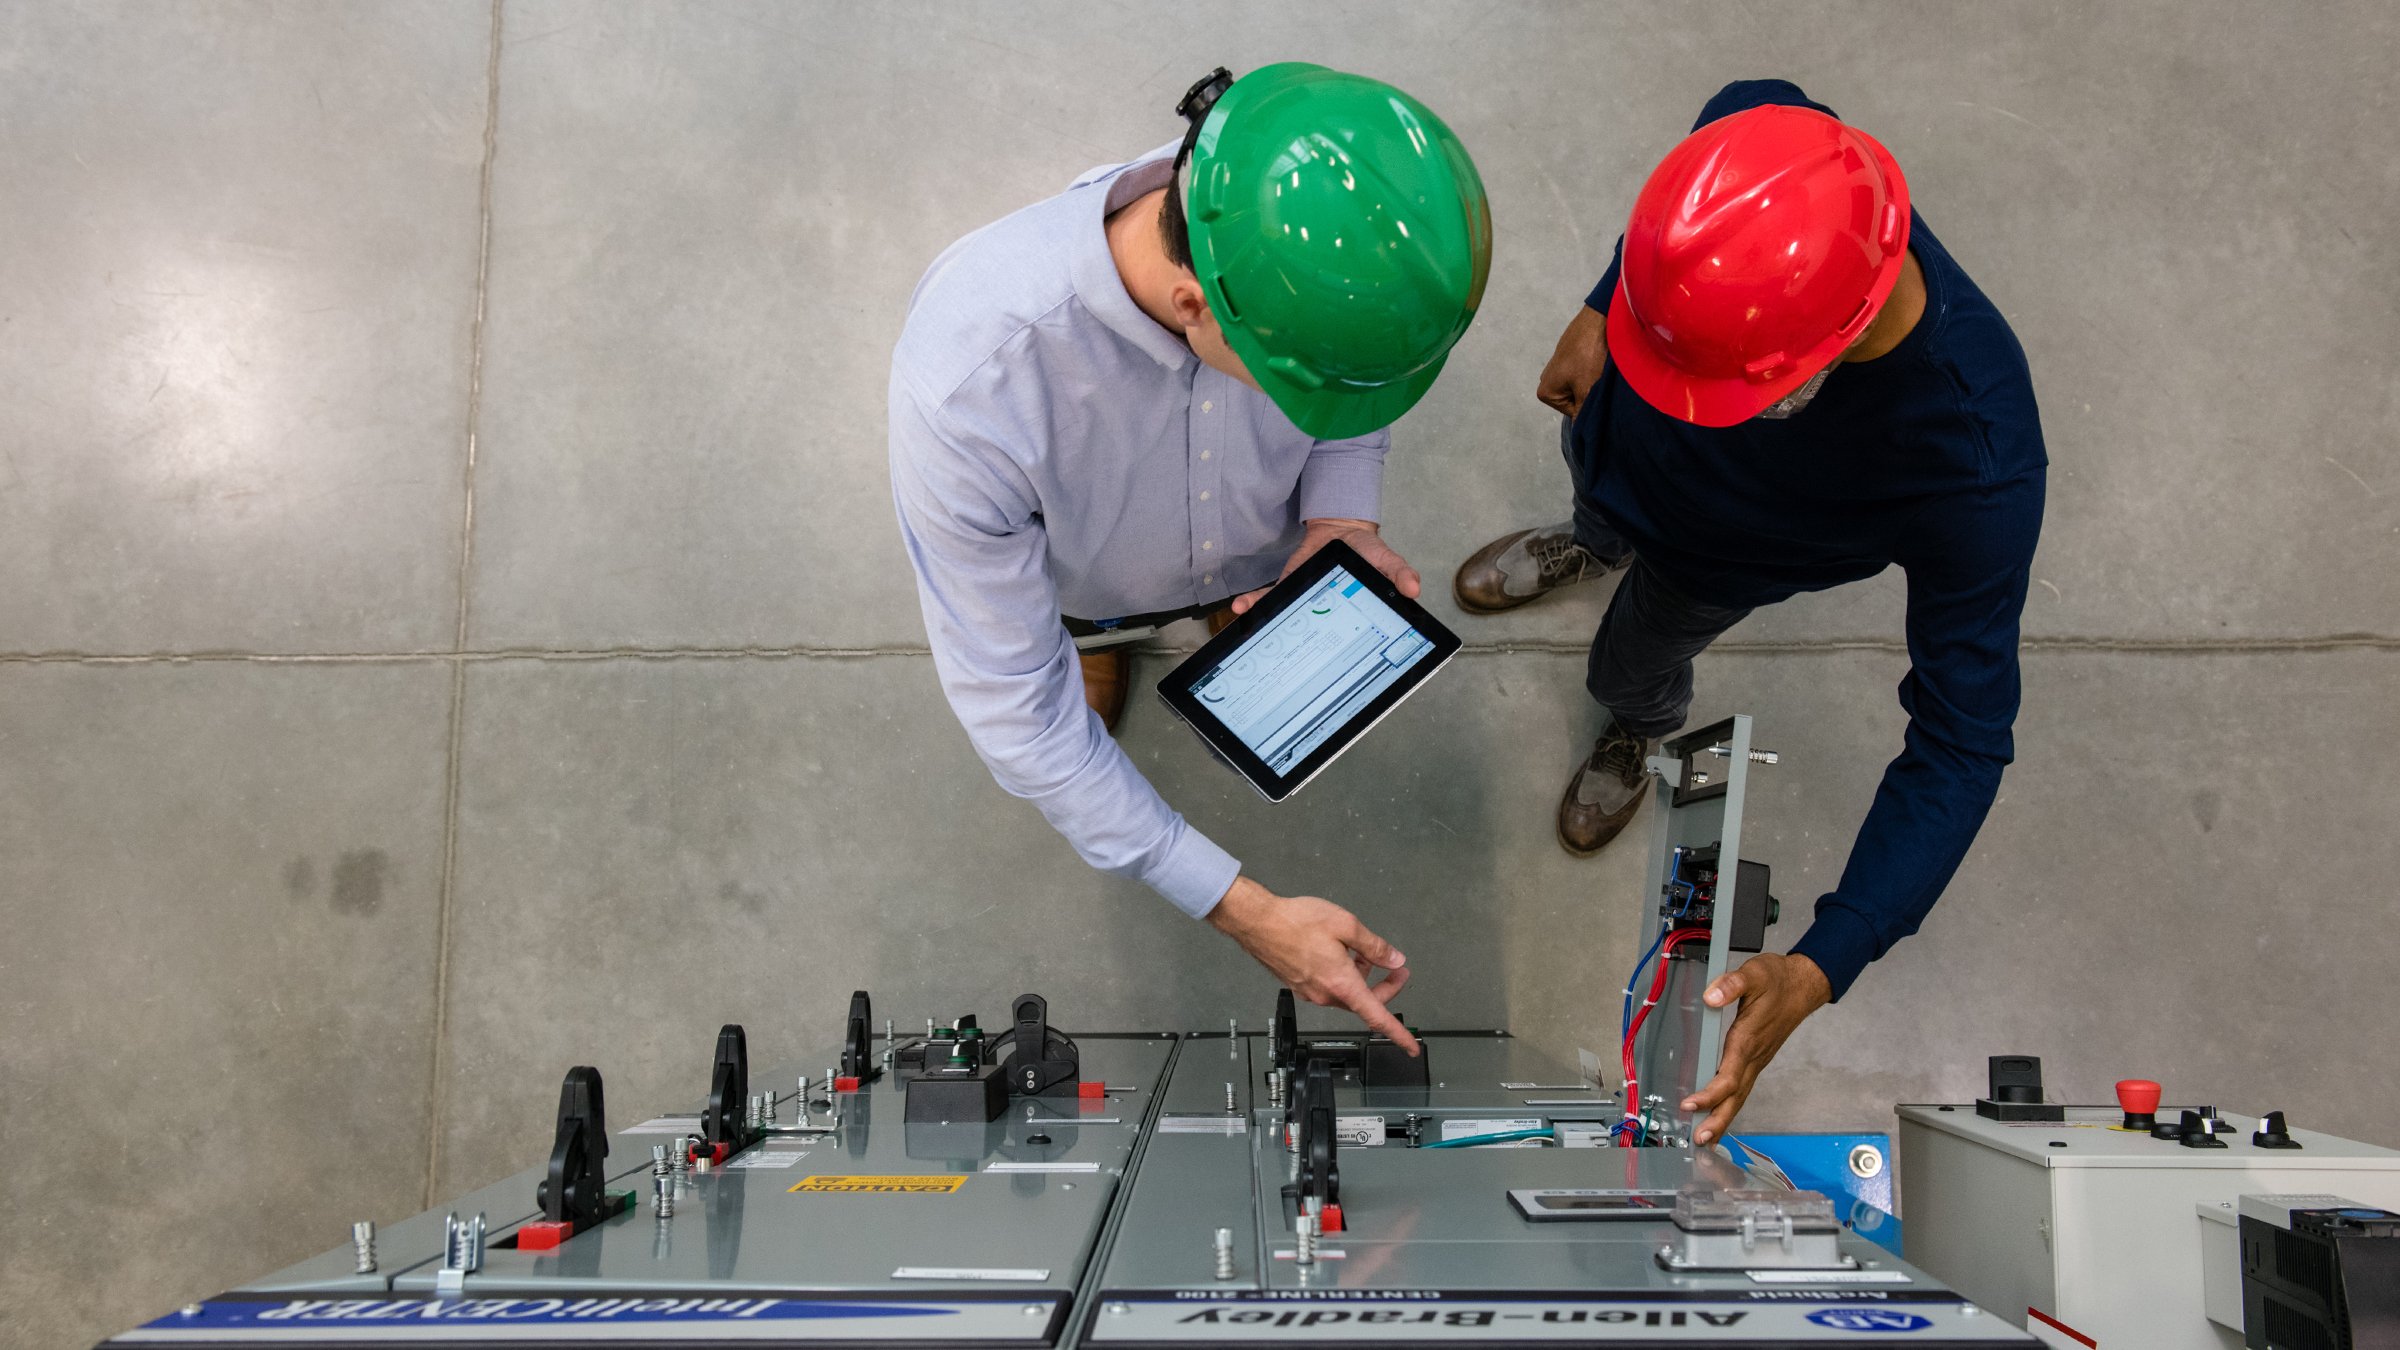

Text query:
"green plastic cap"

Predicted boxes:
[[1184, 63, 1492, 439]]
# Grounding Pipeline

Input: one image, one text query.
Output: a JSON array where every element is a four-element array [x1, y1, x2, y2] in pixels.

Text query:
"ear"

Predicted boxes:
[[1167, 275, 1216, 334]]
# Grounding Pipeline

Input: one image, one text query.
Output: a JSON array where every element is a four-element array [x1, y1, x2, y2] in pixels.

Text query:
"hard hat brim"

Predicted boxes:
[[1229, 325, 1450, 440]]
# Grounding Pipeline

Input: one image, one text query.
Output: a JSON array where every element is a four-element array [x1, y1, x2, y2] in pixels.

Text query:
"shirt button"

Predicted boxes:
[[1202, 540, 1214, 551], [1202, 400, 1214, 413], [1200, 450, 1211, 461], [1203, 573, 1214, 584], [1199, 491, 1211, 501]]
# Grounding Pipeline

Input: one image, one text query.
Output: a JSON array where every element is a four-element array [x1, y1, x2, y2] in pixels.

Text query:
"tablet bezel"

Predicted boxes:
[[1156, 537, 1461, 802]]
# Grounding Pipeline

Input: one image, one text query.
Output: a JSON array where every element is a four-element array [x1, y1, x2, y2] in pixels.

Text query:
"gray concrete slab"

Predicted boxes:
[[0, 661, 453, 1349], [0, 3, 490, 656], [462, 1, 2393, 655], [1497, 646, 2400, 1151]]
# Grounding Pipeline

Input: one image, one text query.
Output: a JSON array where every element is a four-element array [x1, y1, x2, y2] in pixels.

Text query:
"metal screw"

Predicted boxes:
[[926, 1018, 936, 1037], [764, 1090, 780, 1124], [825, 1065, 838, 1094], [670, 1137, 691, 1177], [1703, 744, 1779, 765], [885, 1019, 896, 1065], [748, 1094, 764, 1128], [1295, 1203, 1320, 1267], [1848, 1143, 1885, 1179], [1213, 1227, 1235, 1279], [1225, 1082, 1237, 1113], [351, 1221, 376, 1274]]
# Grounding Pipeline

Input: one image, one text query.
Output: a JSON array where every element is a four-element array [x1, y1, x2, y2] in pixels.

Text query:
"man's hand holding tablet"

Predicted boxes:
[[1231, 518, 1422, 617]]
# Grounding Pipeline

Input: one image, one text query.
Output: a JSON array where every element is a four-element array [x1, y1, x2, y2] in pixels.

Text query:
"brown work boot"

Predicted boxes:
[[1081, 648, 1130, 733], [1557, 721, 1657, 856], [1454, 521, 1624, 614]]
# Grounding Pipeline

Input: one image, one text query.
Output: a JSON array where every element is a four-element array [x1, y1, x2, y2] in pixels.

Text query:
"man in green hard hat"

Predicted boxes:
[[890, 65, 1489, 1044]]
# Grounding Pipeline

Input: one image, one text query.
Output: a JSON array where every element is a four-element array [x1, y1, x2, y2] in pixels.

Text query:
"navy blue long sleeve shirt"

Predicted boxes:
[[1572, 80, 2047, 999]]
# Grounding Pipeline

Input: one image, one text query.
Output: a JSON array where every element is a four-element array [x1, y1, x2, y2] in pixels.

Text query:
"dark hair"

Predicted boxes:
[[1159, 145, 1195, 273]]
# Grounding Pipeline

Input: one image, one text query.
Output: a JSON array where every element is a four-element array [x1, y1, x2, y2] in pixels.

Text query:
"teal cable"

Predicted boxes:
[[1421, 1128, 1554, 1149]]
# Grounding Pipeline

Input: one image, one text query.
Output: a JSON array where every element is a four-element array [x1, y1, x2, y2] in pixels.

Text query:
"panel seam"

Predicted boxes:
[[423, 0, 505, 1209]]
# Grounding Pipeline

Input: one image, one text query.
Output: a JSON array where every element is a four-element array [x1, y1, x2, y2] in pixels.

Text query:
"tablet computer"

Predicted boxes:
[[1157, 538, 1460, 802]]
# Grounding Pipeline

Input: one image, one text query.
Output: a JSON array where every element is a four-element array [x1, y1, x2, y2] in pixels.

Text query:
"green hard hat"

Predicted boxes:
[[1181, 63, 1492, 440]]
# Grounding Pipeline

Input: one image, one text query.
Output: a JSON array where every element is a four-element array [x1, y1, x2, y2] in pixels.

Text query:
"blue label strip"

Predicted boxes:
[[143, 1298, 962, 1330]]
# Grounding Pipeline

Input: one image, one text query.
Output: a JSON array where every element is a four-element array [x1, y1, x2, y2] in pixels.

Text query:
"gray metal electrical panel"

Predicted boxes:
[[102, 1012, 2029, 1348]]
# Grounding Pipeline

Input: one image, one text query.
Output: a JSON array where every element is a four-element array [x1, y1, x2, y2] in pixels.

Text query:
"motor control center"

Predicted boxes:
[[99, 988, 2036, 1349]]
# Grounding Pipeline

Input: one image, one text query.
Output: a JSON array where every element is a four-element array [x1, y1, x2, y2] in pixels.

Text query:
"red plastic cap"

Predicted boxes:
[[2115, 1079, 2162, 1113], [1078, 1081, 1106, 1099], [835, 1076, 860, 1093], [1609, 104, 1912, 427], [1322, 1203, 1345, 1234], [515, 1220, 572, 1251]]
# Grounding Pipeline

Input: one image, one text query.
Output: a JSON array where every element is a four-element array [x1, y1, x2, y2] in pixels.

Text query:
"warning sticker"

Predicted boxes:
[[790, 1174, 968, 1194]]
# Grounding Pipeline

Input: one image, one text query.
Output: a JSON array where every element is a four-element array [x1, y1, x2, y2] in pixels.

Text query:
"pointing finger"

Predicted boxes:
[[1334, 974, 1419, 1055]]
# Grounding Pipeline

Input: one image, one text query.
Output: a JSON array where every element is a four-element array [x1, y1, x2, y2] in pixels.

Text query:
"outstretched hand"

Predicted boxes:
[[1230, 518, 1421, 616], [1681, 952, 1831, 1147], [1206, 876, 1418, 1054]]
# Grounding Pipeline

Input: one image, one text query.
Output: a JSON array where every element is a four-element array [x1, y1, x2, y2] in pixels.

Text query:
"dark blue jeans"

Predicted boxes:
[[1561, 417, 1752, 741]]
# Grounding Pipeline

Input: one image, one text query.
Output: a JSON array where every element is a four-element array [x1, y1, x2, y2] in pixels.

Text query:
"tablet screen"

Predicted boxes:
[[1184, 565, 1440, 775]]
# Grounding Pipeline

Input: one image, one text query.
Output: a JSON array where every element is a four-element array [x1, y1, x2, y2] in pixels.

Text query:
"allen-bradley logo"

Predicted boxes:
[[1805, 1309, 1934, 1332], [1175, 1308, 1747, 1330]]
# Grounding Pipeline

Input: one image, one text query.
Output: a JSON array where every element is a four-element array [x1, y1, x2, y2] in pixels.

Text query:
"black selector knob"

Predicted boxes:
[[2150, 1119, 2186, 1141], [2251, 1110, 2303, 1150], [2178, 1108, 2228, 1149]]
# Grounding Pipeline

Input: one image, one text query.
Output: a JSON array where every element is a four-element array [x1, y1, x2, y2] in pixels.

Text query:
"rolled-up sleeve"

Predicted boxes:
[[1296, 429, 1388, 523], [888, 386, 1242, 915]]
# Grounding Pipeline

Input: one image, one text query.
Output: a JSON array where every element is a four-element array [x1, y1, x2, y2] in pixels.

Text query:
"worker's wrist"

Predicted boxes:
[[1784, 952, 1834, 1007], [1205, 875, 1272, 935], [1302, 516, 1379, 537]]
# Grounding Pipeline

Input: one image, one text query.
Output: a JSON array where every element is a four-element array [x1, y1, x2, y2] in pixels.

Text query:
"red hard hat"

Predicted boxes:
[[1607, 104, 1912, 427]]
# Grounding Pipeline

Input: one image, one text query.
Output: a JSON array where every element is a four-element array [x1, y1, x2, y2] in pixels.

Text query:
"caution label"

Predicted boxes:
[[790, 1174, 967, 1194]]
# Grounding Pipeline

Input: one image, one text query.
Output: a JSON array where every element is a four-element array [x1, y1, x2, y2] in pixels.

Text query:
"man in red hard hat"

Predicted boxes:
[[1455, 81, 2046, 1144]]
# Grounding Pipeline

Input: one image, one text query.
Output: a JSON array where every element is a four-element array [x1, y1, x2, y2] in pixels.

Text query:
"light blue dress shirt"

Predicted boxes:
[[888, 146, 1390, 916]]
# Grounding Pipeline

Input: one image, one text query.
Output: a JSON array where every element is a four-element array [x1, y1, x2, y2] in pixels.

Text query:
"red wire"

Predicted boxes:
[[1619, 927, 1712, 1146]]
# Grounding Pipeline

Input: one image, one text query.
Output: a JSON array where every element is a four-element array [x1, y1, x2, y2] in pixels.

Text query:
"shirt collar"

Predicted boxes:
[[1069, 152, 1195, 373]]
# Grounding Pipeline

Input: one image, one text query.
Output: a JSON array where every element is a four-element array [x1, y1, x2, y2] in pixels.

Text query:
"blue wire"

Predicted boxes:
[[1620, 850, 1690, 1044]]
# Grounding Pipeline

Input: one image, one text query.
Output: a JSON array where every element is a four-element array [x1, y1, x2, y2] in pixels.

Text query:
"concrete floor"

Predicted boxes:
[[3, 2, 2395, 1344]]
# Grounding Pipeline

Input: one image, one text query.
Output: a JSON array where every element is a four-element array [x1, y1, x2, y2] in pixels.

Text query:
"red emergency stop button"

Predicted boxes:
[[2116, 1079, 2162, 1131]]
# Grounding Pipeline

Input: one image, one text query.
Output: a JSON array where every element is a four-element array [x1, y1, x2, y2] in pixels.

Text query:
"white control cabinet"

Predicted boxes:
[[1897, 1104, 2400, 1350]]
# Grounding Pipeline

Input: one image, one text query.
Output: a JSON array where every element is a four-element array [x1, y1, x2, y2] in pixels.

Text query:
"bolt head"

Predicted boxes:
[[1848, 1143, 1886, 1179]]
